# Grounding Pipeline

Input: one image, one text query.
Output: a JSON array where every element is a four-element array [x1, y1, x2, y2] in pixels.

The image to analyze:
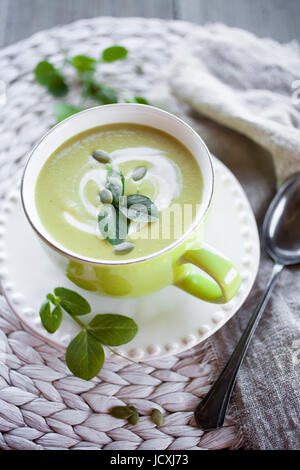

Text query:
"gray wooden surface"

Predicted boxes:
[[0, 0, 299, 48]]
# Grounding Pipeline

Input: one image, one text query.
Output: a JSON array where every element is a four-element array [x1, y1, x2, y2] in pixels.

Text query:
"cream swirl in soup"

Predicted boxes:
[[64, 146, 182, 236]]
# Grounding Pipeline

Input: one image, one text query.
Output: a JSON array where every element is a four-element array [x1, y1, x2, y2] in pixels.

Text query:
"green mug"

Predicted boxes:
[[21, 104, 241, 303]]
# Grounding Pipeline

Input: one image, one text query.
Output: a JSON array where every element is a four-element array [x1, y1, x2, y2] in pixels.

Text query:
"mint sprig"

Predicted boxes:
[[96, 164, 159, 250], [39, 287, 138, 380], [34, 46, 149, 123]]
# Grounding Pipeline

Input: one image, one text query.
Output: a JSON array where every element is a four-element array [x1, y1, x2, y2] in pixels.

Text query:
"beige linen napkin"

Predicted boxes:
[[150, 23, 300, 449]]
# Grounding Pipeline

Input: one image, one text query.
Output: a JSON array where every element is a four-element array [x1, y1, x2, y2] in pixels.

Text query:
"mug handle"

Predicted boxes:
[[174, 243, 241, 304]]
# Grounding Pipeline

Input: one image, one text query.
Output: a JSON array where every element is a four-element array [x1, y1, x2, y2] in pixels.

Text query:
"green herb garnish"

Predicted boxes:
[[53, 287, 91, 316], [70, 55, 98, 73], [66, 329, 105, 381], [39, 301, 62, 334], [54, 103, 83, 123], [34, 61, 68, 97], [34, 45, 150, 123], [119, 194, 159, 223], [98, 205, 129, 245], [39, 287, 138, 380], [101, 46, 128, 62], [88, 313, 138, 346], [95, 164, 159, 252]]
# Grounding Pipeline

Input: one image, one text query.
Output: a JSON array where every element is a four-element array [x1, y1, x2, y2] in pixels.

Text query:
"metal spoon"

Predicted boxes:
[[194, 173, 300, 431]]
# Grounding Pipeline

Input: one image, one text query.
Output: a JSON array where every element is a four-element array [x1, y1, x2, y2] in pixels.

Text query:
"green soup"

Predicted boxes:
[[35, 123, 203, 260]]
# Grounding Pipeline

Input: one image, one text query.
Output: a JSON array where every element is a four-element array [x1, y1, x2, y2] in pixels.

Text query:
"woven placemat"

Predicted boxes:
[[0, 16, 241, 450]]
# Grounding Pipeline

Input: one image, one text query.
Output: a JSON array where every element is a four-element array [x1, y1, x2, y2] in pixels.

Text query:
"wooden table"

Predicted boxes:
[[0, 0, 299, 48]]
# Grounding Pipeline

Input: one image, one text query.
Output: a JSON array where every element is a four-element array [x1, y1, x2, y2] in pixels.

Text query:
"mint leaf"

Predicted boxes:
[[93, 85, 119, 104], [34, 61, 68, 97], [54, 287, 91, 316], [82, 79, 119, 104], [70, 55, 97, 73], [88, 314, 138, 346], [54, 102, 82, 123], [119, 194, 159, 223], [66, 330, 105, 380], [39, 302, 62, 334], [98, 205, 129, 245], [102, 46, 128, 62], [132, 96, 150, 105]]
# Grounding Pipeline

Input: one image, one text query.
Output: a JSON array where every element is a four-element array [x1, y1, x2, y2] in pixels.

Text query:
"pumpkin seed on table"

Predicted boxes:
[[99, 188, 113, 204], [151, 408, 164, 426], [132, 166, 147, 181], [128, 406, 139, 425], [92, 149, 111, 163], [110, 406, 133, 419], [113, 241, 135, 255]]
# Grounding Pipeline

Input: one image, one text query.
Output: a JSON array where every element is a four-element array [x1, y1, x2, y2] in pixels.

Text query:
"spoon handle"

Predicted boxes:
[[194, 262, 284, 431]]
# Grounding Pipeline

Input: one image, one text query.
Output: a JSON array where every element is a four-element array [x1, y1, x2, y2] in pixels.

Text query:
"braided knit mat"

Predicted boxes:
[[0, 17, 241, 450]]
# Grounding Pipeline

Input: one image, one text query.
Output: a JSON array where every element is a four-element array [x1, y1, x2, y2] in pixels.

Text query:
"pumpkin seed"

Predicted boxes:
[[92, 149, 111, 163], [113, 241, 135, 255], [132, 166, 147, 181], [100, 188, 113, 204], [151, 408, 164, 426], [110, 406, 133, 419], [128, 406, 139, 425]]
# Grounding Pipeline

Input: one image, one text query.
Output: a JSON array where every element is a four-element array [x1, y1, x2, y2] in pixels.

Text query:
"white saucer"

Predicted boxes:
[[0, 157, 260, 361]]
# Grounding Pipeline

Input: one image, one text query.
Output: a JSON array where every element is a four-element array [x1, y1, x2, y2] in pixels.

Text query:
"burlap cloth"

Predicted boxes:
[[0, 17, 299, 450]]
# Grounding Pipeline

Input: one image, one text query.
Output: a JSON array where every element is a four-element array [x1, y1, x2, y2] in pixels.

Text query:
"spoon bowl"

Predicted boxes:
[[263, 174, 300, 265]]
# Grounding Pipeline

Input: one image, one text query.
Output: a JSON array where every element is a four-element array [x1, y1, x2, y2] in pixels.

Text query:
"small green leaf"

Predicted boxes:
[[81, 74, 119, 104], [54, 102, 82, 123], [93, 85, 119, 104], [119, 194, 159, 223], [151, 409, 164, 426], [39, 302, 62, 334], [133, 96, 150, 105], [34, 60, 68, 97], [81, 72, 97, 96], [88, 314, 138, 346], [97, 205, 129, 245], [70, 55, 97, 72], [102, 46, 128, 62], [66, 330, 105, 380], [110, 406, 133, 419], [54, 287, 91, 316]]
